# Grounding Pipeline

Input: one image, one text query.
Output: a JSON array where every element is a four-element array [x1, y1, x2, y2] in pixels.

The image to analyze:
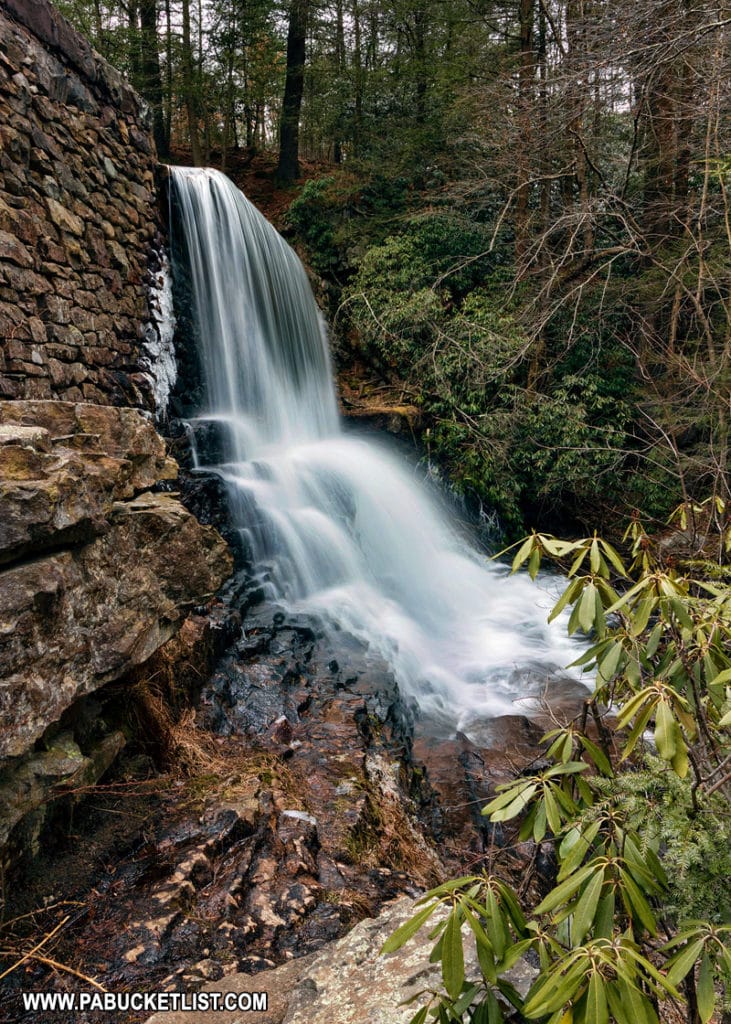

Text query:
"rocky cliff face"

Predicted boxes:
[[0, 400, 232, 856], [0, 0, 167, 409]]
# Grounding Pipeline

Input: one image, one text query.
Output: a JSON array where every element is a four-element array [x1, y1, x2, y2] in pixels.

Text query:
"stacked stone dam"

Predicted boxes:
[[0, 0, 163, 408]]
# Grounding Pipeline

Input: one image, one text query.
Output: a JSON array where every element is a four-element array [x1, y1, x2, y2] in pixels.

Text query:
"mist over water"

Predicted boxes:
[[171, 166, 585, 738]]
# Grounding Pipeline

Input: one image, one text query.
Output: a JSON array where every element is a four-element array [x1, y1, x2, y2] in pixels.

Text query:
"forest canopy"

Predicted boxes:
[[59, 0, 731, 540]]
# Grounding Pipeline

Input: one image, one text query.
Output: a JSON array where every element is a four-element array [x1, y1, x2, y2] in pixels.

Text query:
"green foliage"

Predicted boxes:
[[287, 173, 412, 278], [587, 761, 731, 926], [287, 176, 342, 275], [512, 377, 633, 518], [345, 219, 638, 536], [382, 514, 731, 1024]]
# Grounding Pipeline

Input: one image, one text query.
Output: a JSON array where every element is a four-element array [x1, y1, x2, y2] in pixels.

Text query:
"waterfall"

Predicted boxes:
[[170, 167, 585, 738]]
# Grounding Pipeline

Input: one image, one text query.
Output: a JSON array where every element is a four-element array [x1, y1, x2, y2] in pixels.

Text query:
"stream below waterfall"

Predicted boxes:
[[170, 166, 587, 741]]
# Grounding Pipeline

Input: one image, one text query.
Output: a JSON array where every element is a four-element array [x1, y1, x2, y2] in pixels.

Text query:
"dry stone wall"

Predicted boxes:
[[0, 0, 164, 409]]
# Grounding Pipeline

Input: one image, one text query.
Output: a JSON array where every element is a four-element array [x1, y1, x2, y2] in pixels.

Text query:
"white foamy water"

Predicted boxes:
[[143, 249, 177, 417], [171, 167, 585, 737]]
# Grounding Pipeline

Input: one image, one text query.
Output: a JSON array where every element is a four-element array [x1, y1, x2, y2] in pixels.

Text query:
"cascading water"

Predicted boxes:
[[171, 167, 585, 739]]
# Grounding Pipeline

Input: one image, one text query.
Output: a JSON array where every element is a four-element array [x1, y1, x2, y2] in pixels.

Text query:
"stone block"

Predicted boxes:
[[0, 229, 33, 267], [69, 306, 96, 331], [40, 293, 71, 323], [28, 317, 47, 343], [7, 359, 46, 377], [45, 196, 84, 236], [20, 378, 53, 399], [3, 264, 51, 295]]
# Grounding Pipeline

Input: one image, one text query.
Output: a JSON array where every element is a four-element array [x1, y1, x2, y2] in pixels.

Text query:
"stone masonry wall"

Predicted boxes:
[[0, 0, 163, 409]]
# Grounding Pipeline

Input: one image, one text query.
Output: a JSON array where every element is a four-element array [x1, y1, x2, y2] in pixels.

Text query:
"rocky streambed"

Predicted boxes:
[[0, 579, 572, 1024]]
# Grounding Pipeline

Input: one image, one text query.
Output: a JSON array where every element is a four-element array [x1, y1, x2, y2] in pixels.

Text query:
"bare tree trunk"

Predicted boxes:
[[352, 0, 364, 156], [334, 0, 346, 163], [92, 0, 103, 47], [276, 0, 308, 183], [566, 0, 594, 254], [537, 0, 550, 242], [222, 28, 235, 172], [642, 1, 678, 239], [197, 0, 211, 161], [514, 0, 534, 271], [164, 0, 172, 150], [413, 7, 427, 124], [181, 0, 202, 164], [140, 0, 167, 157], [127, 0, 141, 83]]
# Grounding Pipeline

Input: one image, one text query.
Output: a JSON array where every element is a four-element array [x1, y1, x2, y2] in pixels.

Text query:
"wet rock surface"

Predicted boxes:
[[0, 589, 574, 1024], [0, 604, 445, 1024], [0, 417, 576, 1024], [0, 400, 233, 878], [0, 399, 178, 564]]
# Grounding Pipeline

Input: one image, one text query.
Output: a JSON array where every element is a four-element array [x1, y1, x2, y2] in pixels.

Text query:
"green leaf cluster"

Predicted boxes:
[[382, 515, 731, 1024]]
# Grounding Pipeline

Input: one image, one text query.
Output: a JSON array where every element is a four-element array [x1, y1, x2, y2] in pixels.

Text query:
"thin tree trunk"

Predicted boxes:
[[566, 0, 594, 254], [164, 0, 172, 150], [538, 0, 550, 242], [413, 7, 427, 124], [197, 0, 210, 161], [127, 0, 141, 83], [222, 36, 235, 172], [642, 0, 677, 239], [93, 0, 103, 48], [334, 0, 345, 163], [181, 0, 202, 164], [515, 0, 534, 270], [352, 0, 363, 156]]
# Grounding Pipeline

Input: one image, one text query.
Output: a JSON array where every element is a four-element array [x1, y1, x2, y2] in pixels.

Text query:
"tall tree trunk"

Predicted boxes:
[[222, 35, 235, 172], [276, 0, 308, 183], [139, 0, 168, 157], [164, 0, 172, 150], [514, 0, 534, 270], [181, 0, 202, 164], [334, 0, 346, 163], [352, 0, 364, 156], [537, 0, 550, 242], [92, 0, 103, 49], [413, 7, 427, 124], [197, 0, 210, 161], [127, 0, 141, 83], [566, 0, 594, 254], [642, 0, 678, 239], [673, 0, 697, 229]]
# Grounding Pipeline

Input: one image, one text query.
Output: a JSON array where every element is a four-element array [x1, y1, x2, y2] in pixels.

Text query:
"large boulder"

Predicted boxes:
[[0, 399, 178, 564], [146, 895, 538, 1024], [0, 400, 232, 762]]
